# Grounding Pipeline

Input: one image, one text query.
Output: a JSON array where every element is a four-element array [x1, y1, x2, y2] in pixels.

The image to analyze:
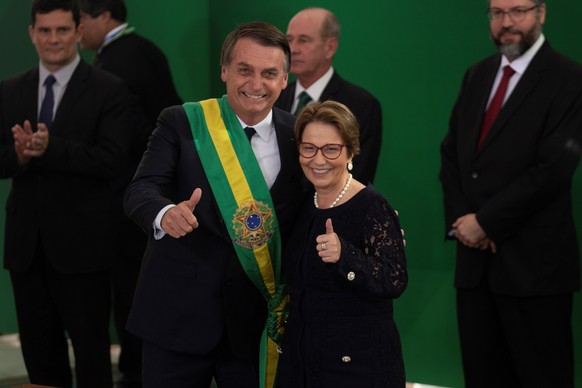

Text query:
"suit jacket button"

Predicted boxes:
[[342, 355, 352, 363], [347, 271, 355, 281], [471, 172, 479, 179]]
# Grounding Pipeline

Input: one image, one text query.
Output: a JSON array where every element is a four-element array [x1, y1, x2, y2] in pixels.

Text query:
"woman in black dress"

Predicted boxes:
[[276, 101, 408, 388]]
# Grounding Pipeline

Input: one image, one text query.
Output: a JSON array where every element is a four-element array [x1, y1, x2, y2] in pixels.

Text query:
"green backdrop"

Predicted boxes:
[[1, 1, 581, 386]]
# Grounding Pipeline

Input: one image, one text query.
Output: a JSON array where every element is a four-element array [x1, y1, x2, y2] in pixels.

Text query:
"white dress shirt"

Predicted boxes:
[[290, 66, 335, 113]]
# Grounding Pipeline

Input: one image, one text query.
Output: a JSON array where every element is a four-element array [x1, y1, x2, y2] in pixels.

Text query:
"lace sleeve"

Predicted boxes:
[[335, 198, 407, 298]]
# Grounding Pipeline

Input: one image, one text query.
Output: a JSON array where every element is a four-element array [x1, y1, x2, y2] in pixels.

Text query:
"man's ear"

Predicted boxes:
[[29, 25, 35, 44], [220, 65, 227, 82], [76, 22, 85, 42], [325, 37, 338, 60], [538, 4, 546, 25], [101, 10, 113, 23]]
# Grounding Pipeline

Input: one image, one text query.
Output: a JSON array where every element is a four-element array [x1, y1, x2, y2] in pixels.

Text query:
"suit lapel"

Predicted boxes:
[[270, 108, 296, 201], [25, 69, 40, 128], [470, 61, 499, 153], [320, 71, 342, 101], [278, 82, 296, 111], [51, 61, 89, 134], [477, 43, 550, 153]]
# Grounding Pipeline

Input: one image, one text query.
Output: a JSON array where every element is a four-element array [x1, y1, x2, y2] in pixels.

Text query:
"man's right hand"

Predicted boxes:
[[161, 188, 202, 238], [12, 120, 34, 165], [452, 213, 497, 253]]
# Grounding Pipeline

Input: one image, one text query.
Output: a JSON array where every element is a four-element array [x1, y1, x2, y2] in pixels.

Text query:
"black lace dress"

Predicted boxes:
[[276, 186, 408, 388]]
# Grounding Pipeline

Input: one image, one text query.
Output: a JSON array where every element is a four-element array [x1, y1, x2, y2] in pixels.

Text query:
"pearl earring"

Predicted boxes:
[[347, 162, 353, 171]]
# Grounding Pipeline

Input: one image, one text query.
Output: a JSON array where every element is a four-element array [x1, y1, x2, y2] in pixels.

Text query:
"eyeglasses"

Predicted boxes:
[[298, 142, 346, 160], [488, 5, 539, 22]]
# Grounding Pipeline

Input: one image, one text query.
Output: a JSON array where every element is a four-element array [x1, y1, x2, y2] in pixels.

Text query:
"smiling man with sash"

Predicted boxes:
[[123, 22, 306, 388]]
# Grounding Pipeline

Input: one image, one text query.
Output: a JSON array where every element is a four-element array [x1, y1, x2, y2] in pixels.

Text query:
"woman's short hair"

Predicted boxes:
[[295, 100, 360, 157]]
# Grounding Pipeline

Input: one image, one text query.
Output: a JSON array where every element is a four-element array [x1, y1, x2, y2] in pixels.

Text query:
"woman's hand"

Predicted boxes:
[[316, 218, 341, 263]]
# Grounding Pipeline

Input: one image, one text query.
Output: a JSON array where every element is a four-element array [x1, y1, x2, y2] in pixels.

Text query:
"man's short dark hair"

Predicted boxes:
[[31, 0, 80, 26], [220, 22, 291, 73], [76, 0, 127, 22]]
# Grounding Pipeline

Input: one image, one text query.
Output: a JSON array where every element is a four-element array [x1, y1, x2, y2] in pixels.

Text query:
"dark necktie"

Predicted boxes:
[[38, 74, 56, 129], [477, 65, 516, 148], [244, 126, 256, 142], [293, 91, 312, 115]]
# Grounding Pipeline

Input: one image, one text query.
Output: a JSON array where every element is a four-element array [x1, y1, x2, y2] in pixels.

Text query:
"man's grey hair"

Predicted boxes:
[[321, 10, 341, 40], [303, 7, 341, 40], [488, 0, 545, 5]]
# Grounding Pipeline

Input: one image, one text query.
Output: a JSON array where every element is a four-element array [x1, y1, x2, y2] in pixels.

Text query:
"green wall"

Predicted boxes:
[[1, 1, 582, 386]]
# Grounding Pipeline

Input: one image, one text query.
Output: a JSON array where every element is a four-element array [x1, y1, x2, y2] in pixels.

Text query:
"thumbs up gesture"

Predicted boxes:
[[316, 218, 341, 263], [161, 188, 202, 238]]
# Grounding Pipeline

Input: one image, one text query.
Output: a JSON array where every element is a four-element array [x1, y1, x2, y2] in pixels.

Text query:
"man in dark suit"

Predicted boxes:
[[78, 0, 182, 151], [275, 7, 382, 184], [77, 1, 182, 386], [440, 0, 582, 387], [0, 0, 132, 387], [123, 22, 305, 387]]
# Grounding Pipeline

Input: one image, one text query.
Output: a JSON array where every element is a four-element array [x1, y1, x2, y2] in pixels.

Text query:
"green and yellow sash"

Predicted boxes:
[[102, 24, 135, 49], [183, 96, 287, 388]]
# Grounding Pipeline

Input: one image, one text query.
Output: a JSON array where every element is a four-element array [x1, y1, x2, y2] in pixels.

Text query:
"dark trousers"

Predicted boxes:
[[10, 243, 112, 388], [142, 337, 259, 388], [457, 279, 574, 388], [112, 222, 145, 385]]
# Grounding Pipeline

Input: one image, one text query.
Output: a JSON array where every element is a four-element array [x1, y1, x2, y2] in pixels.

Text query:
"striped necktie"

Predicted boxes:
[[293, 91, 312, 115]]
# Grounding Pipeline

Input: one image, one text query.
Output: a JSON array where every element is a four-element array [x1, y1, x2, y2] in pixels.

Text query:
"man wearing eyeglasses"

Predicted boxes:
[[440, 1, 582, 387]]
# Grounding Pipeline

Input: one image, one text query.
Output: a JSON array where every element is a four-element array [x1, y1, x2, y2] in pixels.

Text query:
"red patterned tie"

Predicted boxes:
[[477, 65, 516, 148]]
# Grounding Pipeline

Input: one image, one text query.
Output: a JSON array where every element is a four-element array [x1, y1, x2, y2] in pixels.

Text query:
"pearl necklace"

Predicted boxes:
[[314, 174, 353, 208]]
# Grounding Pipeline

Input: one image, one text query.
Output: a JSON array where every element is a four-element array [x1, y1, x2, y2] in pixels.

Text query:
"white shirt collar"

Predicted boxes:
[[500, 33, 545, 74], [39, 54, 80, 87], [237, 110, 274, 142], [102, 23, 129, 49], [295, 66, 335, 102]]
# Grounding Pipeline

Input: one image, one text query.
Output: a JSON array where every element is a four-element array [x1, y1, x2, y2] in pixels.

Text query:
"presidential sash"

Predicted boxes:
[[183, 96, 287, 388]]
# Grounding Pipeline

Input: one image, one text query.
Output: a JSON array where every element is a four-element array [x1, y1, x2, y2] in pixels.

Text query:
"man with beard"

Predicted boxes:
[[440, 0, 582, 387]]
